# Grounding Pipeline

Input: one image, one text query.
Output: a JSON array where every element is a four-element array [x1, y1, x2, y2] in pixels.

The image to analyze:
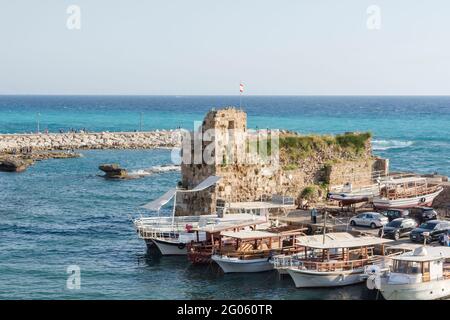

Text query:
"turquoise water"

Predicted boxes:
[[0, 96, 449, 299]]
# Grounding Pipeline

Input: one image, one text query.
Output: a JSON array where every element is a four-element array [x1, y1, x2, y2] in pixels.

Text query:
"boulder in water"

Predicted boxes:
[[99, 163, 129, 179]]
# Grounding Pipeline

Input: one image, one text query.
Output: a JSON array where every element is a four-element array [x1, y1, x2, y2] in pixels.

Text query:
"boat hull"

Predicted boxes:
[[286, 268, 364, 288], [152, 238, 187, 255], [380, 278, 450, 300], [212, 255, 273, 273], [373, 188, 443, 209]]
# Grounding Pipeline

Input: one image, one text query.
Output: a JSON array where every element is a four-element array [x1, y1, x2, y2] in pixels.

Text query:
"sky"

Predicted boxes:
[[1, 0, 450, 95]]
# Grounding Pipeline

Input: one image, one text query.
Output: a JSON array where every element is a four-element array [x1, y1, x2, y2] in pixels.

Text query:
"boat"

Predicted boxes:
[[327, 183, 381, 206], [373, 177, 443, 209], [187, 219, 272, 264], [366, 246, 450, 300], [211, 229, 303, 273], [276, 232, 392, 288], [134, 176, 296, 255]]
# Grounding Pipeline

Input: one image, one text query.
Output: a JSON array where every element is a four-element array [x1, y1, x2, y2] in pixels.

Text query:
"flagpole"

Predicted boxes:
[[239, 91, 242, 109]]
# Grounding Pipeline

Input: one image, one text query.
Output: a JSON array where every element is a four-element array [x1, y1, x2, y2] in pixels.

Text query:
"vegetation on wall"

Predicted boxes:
[[279, 132, 372, 161]]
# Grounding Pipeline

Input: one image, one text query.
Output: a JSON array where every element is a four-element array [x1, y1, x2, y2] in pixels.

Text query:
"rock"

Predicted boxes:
[[99, 163, 129, 179], [0, 157, 34, 172]]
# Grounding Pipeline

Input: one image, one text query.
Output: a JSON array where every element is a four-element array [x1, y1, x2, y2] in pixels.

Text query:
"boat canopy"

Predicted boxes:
[[189, 176, 221, 192], [295, 232, 392, 249], [225, 201, 295, 210], [392, 246, 450, 262], [385, 177, 427, 186], [141, 188, 177, 211], [194, 219, 267, 233], [140, 176, 221, 211], [220, 230, 278, 240]]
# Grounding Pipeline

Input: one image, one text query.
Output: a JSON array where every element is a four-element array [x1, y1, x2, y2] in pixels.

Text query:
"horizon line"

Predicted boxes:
[[2, 94, 450, 97]]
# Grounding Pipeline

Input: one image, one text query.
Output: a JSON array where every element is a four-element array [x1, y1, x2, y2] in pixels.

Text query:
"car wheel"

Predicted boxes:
[[394, 232, 400, 241], [350, 220, 356, 226], [370, 223, 376, 229]]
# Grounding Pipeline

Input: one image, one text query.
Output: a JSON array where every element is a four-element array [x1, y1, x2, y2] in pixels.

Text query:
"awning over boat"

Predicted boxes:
[[225, 201, 295, 210], [186, 176, 221, 192], [295, 232, 392, 249], [141, 188, 176, 211], [140, 176, 220, 211], [392, 247, 450, 262], [220, 230, 279, 240]]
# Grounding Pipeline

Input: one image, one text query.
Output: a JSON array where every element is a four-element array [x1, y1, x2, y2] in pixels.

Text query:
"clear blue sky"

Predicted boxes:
[[1, 0, 449, 95]]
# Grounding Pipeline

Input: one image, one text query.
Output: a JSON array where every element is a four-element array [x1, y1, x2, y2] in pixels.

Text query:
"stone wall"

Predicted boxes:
[[0, 130, 181, 152], [177, 107, 388, 216]]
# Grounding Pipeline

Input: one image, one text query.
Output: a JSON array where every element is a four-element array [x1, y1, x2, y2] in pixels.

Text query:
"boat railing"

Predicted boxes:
[[287, 256, 387, 272]]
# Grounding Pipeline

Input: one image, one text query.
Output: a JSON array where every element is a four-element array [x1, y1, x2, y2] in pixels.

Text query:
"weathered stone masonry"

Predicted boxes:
[[176, 107, 389, 216]]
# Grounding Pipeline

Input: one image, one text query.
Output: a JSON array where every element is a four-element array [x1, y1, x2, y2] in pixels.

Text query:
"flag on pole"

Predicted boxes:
[[239, 83, 244, 93]]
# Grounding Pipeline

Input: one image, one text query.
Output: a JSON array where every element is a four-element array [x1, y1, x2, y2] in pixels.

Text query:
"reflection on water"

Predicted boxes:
[[138, 250, 378, 300]]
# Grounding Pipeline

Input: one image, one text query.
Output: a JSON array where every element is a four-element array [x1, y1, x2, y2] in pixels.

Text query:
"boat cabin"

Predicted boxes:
[[389, 247, 450, 284], [381, 177, 440, 200], [214, 229, 303, 260], [285, 233, 392, 272]]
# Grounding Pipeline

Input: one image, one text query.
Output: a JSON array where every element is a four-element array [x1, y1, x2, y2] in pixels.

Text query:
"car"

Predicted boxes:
[[378, 218, 417, 240], [349, 212, 389, 229], [381, 209, 409, 222], [409, 220, 450, 243], [409, 207, 438, 223]]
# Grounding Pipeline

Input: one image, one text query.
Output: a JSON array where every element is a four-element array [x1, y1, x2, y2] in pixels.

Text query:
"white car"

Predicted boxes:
[[349, 212, 388, 229]]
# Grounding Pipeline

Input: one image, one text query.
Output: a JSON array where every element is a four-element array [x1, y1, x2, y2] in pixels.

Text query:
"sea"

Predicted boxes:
[[0, 95, 449, 299]]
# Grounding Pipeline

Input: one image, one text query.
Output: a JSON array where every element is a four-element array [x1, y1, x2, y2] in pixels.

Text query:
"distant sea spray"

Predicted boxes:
[[372, 140, 414, 151]]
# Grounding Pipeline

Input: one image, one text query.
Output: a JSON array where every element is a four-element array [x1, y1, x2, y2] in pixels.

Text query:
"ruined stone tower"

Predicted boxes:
[[175, 107, 388, 216]]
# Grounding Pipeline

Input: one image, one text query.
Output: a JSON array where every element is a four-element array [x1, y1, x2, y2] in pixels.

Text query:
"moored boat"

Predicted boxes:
[[373, 177, 443, 209], [366, 246, 450, 300], [211, 229, 303, 273], [277, 233, 392, 288]]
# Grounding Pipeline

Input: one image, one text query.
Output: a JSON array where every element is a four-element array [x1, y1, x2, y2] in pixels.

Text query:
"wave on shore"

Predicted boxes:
[[128, 164, 180, 177], [372, 140, 414, 151]]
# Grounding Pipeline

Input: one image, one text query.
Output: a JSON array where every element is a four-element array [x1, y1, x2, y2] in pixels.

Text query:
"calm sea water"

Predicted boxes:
[[0, 96, 449, 299]]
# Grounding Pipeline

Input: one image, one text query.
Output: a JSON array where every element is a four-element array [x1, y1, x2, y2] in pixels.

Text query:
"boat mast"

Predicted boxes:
[[171, 189, 177, 229], [322, 211, 327, 245]]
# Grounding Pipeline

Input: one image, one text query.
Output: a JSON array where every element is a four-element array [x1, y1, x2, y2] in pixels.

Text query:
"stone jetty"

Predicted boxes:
[[0, 130, 182, 153]]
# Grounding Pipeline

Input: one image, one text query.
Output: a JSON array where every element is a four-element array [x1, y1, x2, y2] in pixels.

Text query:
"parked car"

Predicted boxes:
[[378, 218, 417, 240], [409, 207, 438, 223], [349, 212, 389, 229], [381, 209, 409, 222], [409, 220, 450, 243]]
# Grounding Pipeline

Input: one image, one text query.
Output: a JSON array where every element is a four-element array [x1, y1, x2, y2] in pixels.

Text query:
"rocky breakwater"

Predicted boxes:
[[0, 130, 182, 153]]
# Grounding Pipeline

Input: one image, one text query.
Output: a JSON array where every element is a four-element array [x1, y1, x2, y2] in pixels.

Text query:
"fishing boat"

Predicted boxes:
[[134, 176, 295, 255], [366, 246, 450, 300], [187, 219, 271, 264], [277, 232, 392, 287], [211, 229, 303, 273], [327, 183, 381, 206], [373, 177, 443, 209]]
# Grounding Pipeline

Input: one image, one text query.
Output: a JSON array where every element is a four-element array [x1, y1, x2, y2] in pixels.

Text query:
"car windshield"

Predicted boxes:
[[419, 222, 437, 230], [387, 220, 402, 228]]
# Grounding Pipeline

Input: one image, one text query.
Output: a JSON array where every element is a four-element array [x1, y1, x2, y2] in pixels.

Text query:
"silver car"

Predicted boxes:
[[349, 212, 389, 229]]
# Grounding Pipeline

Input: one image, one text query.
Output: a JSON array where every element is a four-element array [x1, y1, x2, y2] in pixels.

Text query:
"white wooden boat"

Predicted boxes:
[[278, 233, 392, 288], [373, 177, 443, 209], [211, 230, 302, 273], [367, 246, 450, 300], [327, 183, 381, 206], [212, 255, 274, 273]]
